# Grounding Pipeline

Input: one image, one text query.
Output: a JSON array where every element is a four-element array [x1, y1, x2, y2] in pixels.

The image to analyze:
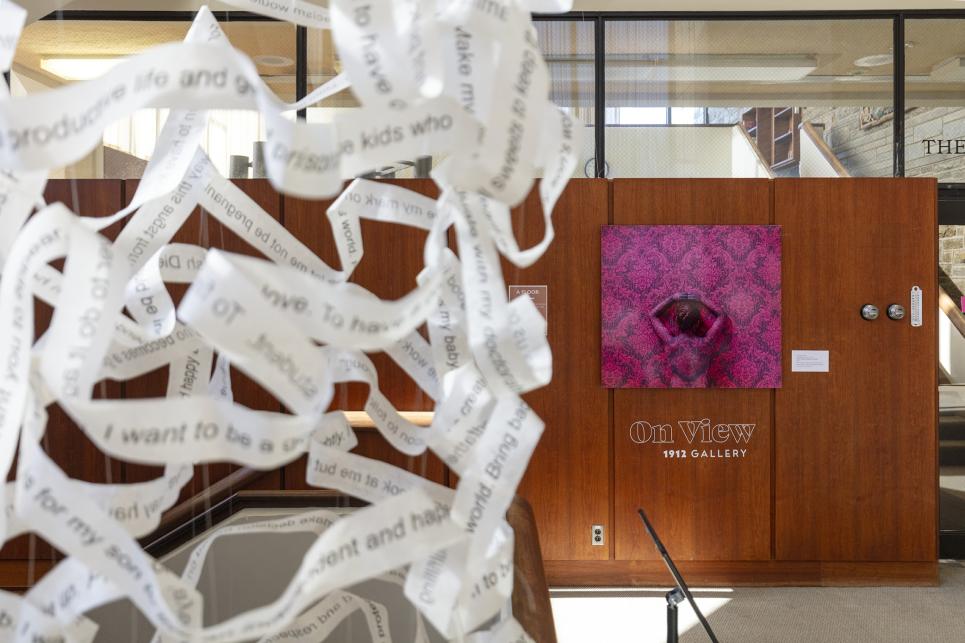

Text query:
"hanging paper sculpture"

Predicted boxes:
[[0, 0, 580, 640]]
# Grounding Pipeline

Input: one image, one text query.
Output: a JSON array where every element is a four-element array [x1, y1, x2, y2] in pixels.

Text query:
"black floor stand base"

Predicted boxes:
[[666, 587, 684, 643], [638, 507, 721, 643]]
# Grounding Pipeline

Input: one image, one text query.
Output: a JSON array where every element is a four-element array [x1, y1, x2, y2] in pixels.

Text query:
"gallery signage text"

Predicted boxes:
[[629, 418, 755, 460], [924, 139, 965, 155]]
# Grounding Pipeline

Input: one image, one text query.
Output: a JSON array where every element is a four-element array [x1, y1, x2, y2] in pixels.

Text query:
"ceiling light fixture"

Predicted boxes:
[[608, 54, 817, 83], [254, 54, 294, 68], [39, 57, 121, 81], [854, 54, 894, 68]]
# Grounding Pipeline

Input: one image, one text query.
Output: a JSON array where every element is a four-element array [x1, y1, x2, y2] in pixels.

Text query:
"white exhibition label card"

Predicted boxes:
[[791, 350, 830, 373]]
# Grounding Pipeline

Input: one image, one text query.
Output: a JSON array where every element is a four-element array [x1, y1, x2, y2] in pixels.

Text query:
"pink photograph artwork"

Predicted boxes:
[[601, 225, 782, 389]]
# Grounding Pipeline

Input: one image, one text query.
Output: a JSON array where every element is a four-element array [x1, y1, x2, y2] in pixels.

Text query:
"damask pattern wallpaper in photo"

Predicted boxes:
[[601, 225, 782, 388]]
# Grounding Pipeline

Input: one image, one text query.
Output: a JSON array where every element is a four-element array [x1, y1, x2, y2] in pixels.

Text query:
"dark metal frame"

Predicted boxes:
[[33, 6, 965, 557], [594, 16, 605, 179], [894, 14, 906, 177], [295, 25, 307, 119]]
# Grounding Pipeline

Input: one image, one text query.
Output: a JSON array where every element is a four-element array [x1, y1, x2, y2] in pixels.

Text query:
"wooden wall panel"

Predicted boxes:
[[507, 179, 611, 561], [122, 179, 283, 495], [282, 180, 444, 488], [202, 180, 285, 491], [122, 178, 202, 496], [774, 178, 937, 562], [40, 180, 126, 485], [0, 180, 126, 563], [2, 177, 937, 586], [545, 559, 937, 587], [286, 429, 446, 491], [611, 179, 773, 562], [282, 179, 437, 413]]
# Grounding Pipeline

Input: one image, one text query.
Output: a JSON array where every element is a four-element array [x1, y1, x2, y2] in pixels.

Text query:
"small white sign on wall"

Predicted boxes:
[[791, 350, 830, 373]]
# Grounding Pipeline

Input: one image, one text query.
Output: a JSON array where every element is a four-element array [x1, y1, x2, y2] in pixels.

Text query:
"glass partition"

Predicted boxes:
[[16, 13, 965, 184], [603, 19, 895, 178], [305, 24, 356, 128], [305, 18, 597, 180], [905, 19, 965, 185], [904, 19, 965, 300], [537, 19, 596, 179], [905, 18, 965, 551]]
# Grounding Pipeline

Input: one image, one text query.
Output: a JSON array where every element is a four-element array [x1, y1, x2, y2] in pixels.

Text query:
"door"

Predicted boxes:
[[775, 178, 937, 562]]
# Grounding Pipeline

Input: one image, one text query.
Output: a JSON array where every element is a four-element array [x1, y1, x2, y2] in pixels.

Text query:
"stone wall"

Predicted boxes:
[[905, 107, 965, 181], [801, 107, 893, 177], [805, 105, 965, 300], [942, 226, 965, 302]]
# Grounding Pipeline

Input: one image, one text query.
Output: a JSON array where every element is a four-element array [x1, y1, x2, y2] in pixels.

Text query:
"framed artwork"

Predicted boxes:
[[601, 225, 782, 389]]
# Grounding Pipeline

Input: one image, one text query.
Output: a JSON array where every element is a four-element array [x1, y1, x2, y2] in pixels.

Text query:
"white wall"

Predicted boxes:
[[599, 126, 768, 178], [731, 127, 771, 178], [940, 307, 965, 384], [799, 129, 845, 177], [604, 126, 732, 178]]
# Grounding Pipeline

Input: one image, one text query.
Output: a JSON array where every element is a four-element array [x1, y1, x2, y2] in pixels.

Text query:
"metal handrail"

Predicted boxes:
[[141, 412, 434, 544], [800, 121, 851, 178], [734, 124, 774, 179], [139, 466, 268, 548], [939, 285, 965, 339]]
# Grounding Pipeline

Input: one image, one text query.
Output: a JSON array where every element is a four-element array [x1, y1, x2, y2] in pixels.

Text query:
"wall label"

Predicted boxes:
[[629, 418, 755, 460], [791, 350, 829, 372], [508, 285, 547, 321]]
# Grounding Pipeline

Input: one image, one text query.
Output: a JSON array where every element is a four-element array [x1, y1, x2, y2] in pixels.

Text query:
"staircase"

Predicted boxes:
[[938, 286, 965, 553]]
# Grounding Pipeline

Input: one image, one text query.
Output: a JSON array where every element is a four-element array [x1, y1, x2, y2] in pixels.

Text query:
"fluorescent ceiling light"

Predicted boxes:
[[607, 55, 817, 82], [826, 74, 899, 83], [854, 54, 893, 67], [254, 54, 294, 68], [40, 57, 121, 81]]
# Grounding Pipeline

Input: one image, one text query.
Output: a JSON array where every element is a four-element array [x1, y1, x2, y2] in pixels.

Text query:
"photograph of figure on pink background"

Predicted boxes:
[[601, 225, 782, 388]]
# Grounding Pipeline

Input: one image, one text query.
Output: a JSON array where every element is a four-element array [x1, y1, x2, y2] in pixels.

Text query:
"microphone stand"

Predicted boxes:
[[637, 508, 721, 643]]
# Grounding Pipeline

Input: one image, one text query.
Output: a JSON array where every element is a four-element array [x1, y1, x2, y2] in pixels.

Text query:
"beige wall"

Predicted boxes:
[[603, 126, 766, 178]]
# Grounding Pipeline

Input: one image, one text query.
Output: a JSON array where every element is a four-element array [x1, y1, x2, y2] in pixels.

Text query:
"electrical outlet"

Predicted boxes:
[[591, 524, 605, 546]]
